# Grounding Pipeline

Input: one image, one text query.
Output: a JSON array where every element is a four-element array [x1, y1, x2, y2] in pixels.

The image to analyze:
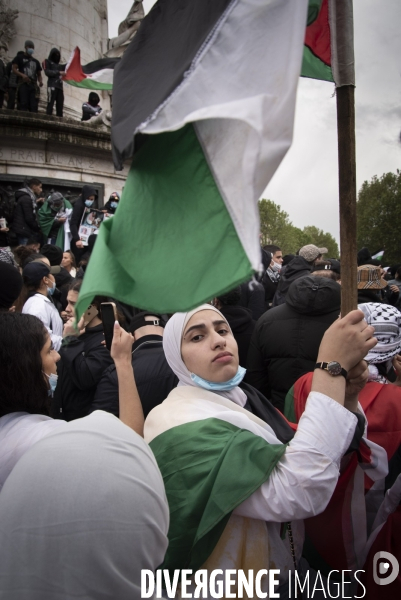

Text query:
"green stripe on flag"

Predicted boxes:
[[149, 417, 286, 573], [75, 123, 253, 320], [64, 79, 112, 90], [301, 46, 334, 82]]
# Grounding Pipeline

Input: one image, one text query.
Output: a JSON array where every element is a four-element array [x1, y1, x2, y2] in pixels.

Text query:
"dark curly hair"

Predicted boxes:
[[0, 313, 50, 418]]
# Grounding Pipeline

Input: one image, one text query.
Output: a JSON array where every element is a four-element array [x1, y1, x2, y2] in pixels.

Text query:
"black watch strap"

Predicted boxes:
[[315, 361, 348, 379]]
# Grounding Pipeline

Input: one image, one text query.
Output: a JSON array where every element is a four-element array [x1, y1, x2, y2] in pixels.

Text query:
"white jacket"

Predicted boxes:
[[22, 293, 63, 350]]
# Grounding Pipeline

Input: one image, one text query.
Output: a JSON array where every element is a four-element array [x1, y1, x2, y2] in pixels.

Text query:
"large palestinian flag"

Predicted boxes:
[[144, 386, 287, 575], [63, 47, 119, 90], [75, 0, 309, 318], [302, 0, 355, 86]]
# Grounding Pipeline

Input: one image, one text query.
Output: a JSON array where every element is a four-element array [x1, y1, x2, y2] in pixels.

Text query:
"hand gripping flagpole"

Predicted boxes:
[[331, 0, 357, 315]]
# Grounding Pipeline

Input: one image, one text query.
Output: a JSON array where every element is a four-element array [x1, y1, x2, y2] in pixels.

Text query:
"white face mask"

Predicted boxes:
[[271, 261, 282, 273]]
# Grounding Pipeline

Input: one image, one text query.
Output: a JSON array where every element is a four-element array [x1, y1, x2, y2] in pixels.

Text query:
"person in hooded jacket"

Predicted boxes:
[[43, 48, 65, 117], [246, 275, 341, 412], [214, 286, 256, 367], [102, 192, 120, 215], [272, 255, 312, 307], [69, 185, 97, 262], [81, 92, 102, 121], [273, 244, 323, 307], [12, 178, 44, 245]]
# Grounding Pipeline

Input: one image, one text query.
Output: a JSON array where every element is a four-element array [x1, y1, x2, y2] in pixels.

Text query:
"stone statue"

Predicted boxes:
[[0, 0, 18, 63], [107, 0, 145, 58]]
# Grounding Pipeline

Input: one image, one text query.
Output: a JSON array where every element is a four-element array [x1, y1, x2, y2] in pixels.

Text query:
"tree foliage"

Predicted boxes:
[[357, 170, 401, 265], [258, 199, 339, 257]]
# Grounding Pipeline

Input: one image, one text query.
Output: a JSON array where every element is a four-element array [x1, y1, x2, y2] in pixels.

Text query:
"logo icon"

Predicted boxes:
[[373, 551, 399, 586]]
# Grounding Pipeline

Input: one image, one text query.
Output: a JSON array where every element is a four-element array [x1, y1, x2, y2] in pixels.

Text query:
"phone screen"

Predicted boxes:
[[101, 303, 117, 351]]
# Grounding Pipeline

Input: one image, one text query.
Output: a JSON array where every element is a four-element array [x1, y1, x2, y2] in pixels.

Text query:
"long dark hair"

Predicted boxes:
[[0, 313, 50, 417]]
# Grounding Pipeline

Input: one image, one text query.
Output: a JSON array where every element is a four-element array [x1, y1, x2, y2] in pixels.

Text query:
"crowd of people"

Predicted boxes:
[[0, 189, 401, 598], [0, 39, 102, 120]]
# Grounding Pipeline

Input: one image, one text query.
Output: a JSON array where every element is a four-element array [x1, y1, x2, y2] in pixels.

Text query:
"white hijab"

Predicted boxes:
[[163, 304, 247, 407], [0, 411, 169, 600]]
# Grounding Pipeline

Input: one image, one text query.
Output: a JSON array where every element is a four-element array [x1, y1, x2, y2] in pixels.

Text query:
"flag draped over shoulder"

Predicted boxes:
[[301, 0, 355, 86], [75, 0, 309, 318], [38, 199, 73, 249], [63, 47, 119, 90], [145, 386, 287, 574]]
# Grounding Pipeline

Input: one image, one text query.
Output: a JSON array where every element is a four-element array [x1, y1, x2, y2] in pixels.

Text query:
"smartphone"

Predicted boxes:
[[81, 304, 98, 327], [101, 302, 118, 350]]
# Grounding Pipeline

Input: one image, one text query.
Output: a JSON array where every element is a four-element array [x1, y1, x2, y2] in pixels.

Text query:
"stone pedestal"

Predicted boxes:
[[0, 110, 129, 204]]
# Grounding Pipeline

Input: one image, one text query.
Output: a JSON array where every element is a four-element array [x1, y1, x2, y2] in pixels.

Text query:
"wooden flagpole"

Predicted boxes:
[[337, 85, 358, 315], [334, 0, 358, 315]]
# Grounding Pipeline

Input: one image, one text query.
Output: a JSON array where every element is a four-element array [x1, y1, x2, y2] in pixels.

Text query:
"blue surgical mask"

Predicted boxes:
[[47, 281, 56, 296], [190, 366, 246, 391], [26, 48, 34, 56], [85, 199, 94, 208], [44, 372, 58, 396], [110, 201, 118, 209]]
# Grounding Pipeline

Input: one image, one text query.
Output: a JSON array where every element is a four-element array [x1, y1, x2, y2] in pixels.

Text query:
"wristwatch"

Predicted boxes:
[[315, 361, 348, 378]]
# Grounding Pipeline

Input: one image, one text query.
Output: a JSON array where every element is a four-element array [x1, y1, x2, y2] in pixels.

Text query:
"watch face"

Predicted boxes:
[[327, 361, 342, 376]]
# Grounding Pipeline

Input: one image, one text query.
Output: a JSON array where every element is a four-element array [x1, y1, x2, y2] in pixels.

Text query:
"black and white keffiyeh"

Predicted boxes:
[[358, 302, 401, 364]]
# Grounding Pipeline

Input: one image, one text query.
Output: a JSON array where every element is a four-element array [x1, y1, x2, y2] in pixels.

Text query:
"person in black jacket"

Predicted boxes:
[[92, 312, 178, 418], [214, 286, 255, 368], [12, 178, 44, 245], [41, 244, 73, 311], [43, 47, 65, 117], [272, 244, 322, 307], [12, 40, 43, 112], [69, 184, 98, 262], [261, 244, 283, 311], [82, 92, 102, 121], [53, 282, 113, 421], [246, 275, 341, 412], [102, 192, 120, 215]]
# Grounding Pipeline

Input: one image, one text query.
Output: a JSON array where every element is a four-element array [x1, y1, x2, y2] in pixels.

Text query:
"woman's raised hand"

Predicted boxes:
[[317, 310, 377, 372]]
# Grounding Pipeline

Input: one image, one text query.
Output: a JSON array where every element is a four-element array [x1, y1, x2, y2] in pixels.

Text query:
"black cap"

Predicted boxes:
[[0, 263, 23, 309], [23, 262, 51, 285], [129, 311, 166, 334]]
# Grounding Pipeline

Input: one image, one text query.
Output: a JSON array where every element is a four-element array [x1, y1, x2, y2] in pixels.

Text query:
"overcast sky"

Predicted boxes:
[[107, 1, 401, 243]]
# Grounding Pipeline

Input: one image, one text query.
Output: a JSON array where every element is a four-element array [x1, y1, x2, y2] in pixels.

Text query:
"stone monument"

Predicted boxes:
[[0, 0, 129, 211], [107, 1, 145, 58]]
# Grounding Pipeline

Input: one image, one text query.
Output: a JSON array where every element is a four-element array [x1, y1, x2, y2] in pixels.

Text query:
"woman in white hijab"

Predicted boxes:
[[145, 304, 376, 598]]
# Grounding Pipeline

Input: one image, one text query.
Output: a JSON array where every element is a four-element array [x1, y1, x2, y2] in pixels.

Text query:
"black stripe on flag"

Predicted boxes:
[[82, 57, 120, 75], [111, 0, 233, 170]]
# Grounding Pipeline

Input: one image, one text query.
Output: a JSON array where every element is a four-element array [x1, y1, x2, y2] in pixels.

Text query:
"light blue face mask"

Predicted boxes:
[[85, 199, 94, 207], [26, 48, 34, 56], [190, 365, 246, 391], [110, 201, 118, 209], [47, 280, 56, 296], [44, 372, 58, 396]]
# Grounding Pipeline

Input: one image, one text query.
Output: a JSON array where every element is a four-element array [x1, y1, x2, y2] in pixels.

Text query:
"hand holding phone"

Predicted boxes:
[[101, 302, 118, 350]]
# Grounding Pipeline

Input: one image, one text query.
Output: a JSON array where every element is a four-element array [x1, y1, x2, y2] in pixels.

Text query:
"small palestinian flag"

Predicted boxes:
[[371, 250, 385, 261], [76, 0, 309, 318], [301, 0, 355, 86], [63, 47, 119, 90]]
